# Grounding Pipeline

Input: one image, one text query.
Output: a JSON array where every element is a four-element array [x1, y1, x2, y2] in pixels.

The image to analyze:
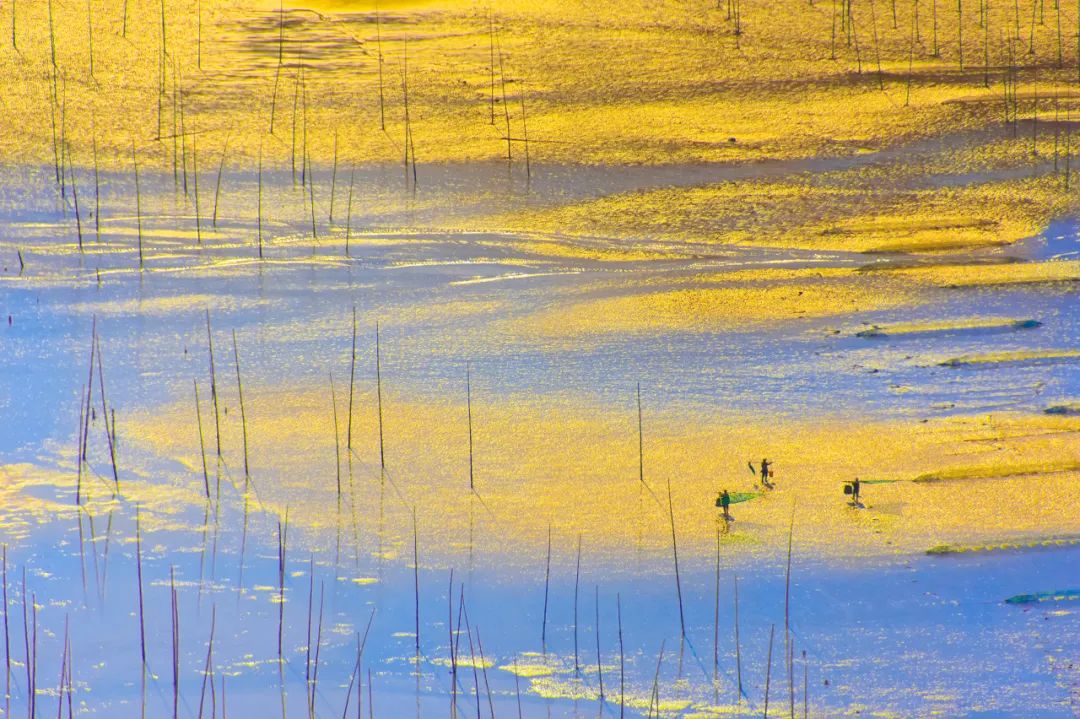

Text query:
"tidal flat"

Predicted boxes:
[[0, 0, 1078, 717]]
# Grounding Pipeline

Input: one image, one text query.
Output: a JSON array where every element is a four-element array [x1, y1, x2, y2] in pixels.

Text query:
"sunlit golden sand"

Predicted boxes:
[[2, 0, 1079, 256], [507, 268, 920, 339], [96, 386, 1080, 567]]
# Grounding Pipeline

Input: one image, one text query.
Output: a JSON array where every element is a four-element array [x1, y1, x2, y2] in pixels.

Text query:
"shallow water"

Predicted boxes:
[[0, 164, 1078, 717], [0, 487, 1077, 718]]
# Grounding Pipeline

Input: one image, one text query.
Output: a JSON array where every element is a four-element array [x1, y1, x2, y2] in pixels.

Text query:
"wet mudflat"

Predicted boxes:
[[1, 0, 1079, 711], [0, 161, 1077, 717]]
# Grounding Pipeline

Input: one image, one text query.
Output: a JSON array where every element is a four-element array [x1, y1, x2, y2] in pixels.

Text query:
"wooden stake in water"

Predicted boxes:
[[310, 583, 325, 718], [375, 322, 385, 472], [212, 134, 230, 228], [734, 574, 743, 700], [136, 507, 147, 719], [496, 29, 512, 162], [573, 534, 581, 673], [77, 387, 86, 506], [304, 555, 314, 708], [205, 310, 221, 458], [59, 81, 67, 198], [513, 656, 523, 719], [87, 0, 95, 79], [47, 0, 56, 68], [66, 627, 74, 716], [785, 503, 796, 719], [301, 65, 309, 191], [306, 138, 318, 242], [270, 59, 284, 135], [180, 74, 189, 196], [376, 4, 385, 131], [412, 508, 421, 669], [475, 628, 496, 718], [132, 139, 143, 269], [519, 79, 531, 182], [541, 523, 551, 649], [197, 605, 216, 719], [461, 594, 481, 719], [617, 593, 625, 719], [329, 129, 339, 224], [764, 624, 775, 718], [1066, 107, 1073, 191], [81, 317, 96, 471], [95, 334, 120, 494], [291, 58, 300, 184], [466, 361, 474, 491], [193, 129, 202, 245], [330, 371, 342, 508], [666, 477, 687, 637], [48, 76, 60, 192], [277, 513, 288, 719], [648, 640, 665, 717], [714, 525, 720, 687], [345, 164, 355, 256], [446, 571, 457, 718], [347, 307, 357, 450], [594, 586, 604, 700], [194, 379, 209, 498], [55, 614, 68, 719], [232, 330, 250, 484], [28, 587, 37, 719], [92, 127, 101, 243], [69, 147, 83, 253], [402, 35, 417, 189], [171, 566, 180, 719], [488, 11, 496, 124], [637, 383, 645, 487], [256, 142, 264, 259], [19, 569, 29, 719]]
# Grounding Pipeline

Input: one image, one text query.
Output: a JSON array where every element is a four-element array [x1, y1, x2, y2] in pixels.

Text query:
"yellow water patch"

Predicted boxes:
[[856, 317, 1037, 336], [509, 269, 918, 339], [68, 294, 269, 317], [939, 349, 1080, 367], [341, 576, 379, 585], [2, 0, 1078, 177], [2, 0, 1079, 305], [430, 656, 493, 669], [914, 459, 1080, 483], [887, 260, 1080, 288], [499, 661, 557, 678], [114, 383, 1080, 565]]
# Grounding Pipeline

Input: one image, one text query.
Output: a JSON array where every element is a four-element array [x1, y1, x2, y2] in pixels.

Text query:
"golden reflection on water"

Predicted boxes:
[[115, 386, 1080, 567]]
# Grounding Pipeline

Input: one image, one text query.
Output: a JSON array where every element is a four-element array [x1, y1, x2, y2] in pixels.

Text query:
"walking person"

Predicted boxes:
[[716, 489, 733, 533], [760, 458, 773, 488]]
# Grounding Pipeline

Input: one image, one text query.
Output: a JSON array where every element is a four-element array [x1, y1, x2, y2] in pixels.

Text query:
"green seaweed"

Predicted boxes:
[[1004, 590, 1080, 605], [856, 318, 1040, 338], [928, 536, 1080, 556]]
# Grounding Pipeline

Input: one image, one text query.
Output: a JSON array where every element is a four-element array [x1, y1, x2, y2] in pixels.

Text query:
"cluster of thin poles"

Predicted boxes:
[[47, 308, 824, 717]]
